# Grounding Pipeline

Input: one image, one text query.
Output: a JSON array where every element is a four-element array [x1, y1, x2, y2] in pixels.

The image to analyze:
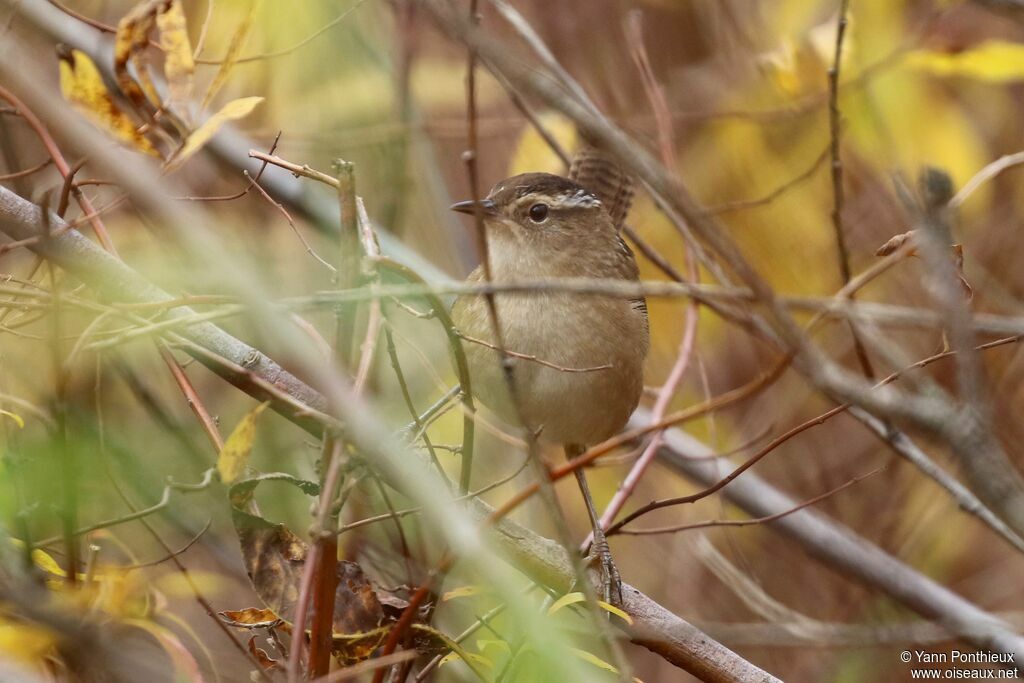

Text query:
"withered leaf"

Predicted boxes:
[[58, 46, 158, 156], [218, 607, 282, 629], [165, 96, 263, 172], [227, 475, 435, 665], [114, 0, 163, 115], [156, 0, 195, 117], [246, 635, 280, 671], [229, 476, 377, 630], [874, 230, 917, 257], [952, 244, 974, 300], [200, 1, 259, 111]]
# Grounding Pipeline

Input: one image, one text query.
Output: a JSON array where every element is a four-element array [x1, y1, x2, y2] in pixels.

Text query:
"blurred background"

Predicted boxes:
[[3, 0, 1024, 681]]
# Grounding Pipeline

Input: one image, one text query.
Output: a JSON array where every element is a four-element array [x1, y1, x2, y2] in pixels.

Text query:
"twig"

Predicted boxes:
[[457, 330, 612, 373], [618, 466, 884, 535], [192, 0, 216, 60], [247, 170, 336, 273], [594, 12, 701, 541], [609, 334, 1024, 545], [311, 650, 417, 682], [194, 0, 372, 65], [705, 146, 829, 215], [249, 150, 339, 187], [158, 344, 224, 451], [950, 150, 1024, 208], [125, 519, 212, 568], [0, 158, 52, 181], [827, 0, 876, 380], [0, 85, 117, 254], [35, 469, 217, 546]]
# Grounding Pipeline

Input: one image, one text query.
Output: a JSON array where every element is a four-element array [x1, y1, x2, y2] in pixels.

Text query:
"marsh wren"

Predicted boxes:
[[450, 161, 649, 603]]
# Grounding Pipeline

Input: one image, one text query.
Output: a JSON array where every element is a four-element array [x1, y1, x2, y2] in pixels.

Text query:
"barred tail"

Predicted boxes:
[[569, 142, 634, 232]]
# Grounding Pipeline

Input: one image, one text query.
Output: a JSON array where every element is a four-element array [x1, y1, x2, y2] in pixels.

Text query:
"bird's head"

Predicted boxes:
[[450, 172, 611, 244]]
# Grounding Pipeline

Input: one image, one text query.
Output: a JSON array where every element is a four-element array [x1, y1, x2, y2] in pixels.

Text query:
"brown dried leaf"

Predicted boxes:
[[200, 1, 259, 111], [246, 636, 280, 671], [58, 47, 158, 156], [156, 0, 195, 116], [227, 475, 434, 664], [114, 0, 163, 115], [218, 607, 282, 629], [952, 244, 974, 300], [874, 230, 917, 257]]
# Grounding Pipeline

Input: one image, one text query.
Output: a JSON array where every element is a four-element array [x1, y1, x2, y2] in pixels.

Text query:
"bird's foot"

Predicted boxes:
[[587, 532, 622, 607]]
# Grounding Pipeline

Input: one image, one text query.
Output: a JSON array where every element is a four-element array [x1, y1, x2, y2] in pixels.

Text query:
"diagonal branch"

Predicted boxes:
[[0, 184, 778, 683], [419, 0, 1024, 545]]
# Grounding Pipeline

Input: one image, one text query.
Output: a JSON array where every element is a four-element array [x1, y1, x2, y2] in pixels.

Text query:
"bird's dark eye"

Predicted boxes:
[[528, 203, 549, 223]]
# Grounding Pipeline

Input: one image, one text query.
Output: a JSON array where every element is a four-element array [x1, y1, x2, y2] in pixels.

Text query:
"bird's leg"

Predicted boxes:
[[565, 443, 622, 606]]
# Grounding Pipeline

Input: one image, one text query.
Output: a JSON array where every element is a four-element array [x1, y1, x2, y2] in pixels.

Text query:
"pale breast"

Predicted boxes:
[[451, 289, 648, 445]]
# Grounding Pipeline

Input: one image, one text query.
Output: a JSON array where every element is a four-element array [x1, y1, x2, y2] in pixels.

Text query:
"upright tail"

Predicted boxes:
[[569, 141, 634, 233]]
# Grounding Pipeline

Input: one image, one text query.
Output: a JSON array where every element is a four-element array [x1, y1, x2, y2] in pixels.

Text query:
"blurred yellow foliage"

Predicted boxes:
[[0, 620, 56, 664], [905, 41, 1024, 82], [507, 112, 578, 176]]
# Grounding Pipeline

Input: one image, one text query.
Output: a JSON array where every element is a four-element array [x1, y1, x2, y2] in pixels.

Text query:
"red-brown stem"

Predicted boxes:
[[0, 158, 52, 181], [607, 334, 1024, 534], [309, 532, 339, 678], [619, 465, 884, 536], [0, 85, 117, 254], [595, 16, 698, 538], [158, 343, 224, 451], [370, 555, 453, 683]]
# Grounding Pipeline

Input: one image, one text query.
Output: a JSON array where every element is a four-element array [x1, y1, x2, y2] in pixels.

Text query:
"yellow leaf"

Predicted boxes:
[[597, 600, 634, 625], [58, 47, 158, 155], [216, 400, 270, 483], [157, 0, 195, 116], [0, 409, 24, 429], [570, 647, 619, 674], [475, 638, 512, 657], [905, 41, 1024, 82], [546, 591, 585, 616], [31, 548, 65, 577], [8, 539, 67, 578], [437, 651, 494, 670], [0, 620, 57, 664], [442, 585, 484, 601], [200, 0, 259, 111], [166, 96, 264, 172]]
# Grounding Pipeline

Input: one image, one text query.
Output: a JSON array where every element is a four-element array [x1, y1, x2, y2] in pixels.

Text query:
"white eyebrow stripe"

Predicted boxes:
[[554, 189, 602, 208]]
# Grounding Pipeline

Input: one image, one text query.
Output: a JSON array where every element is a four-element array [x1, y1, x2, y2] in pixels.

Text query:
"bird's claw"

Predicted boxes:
[[588, 534, 622, 607]]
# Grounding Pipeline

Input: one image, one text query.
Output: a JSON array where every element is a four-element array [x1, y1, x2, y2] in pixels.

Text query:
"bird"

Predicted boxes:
[[449, 152, 648, 603]]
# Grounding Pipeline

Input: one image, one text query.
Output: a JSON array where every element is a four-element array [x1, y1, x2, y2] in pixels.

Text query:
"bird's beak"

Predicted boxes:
[[450, 198, 497, 216]]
